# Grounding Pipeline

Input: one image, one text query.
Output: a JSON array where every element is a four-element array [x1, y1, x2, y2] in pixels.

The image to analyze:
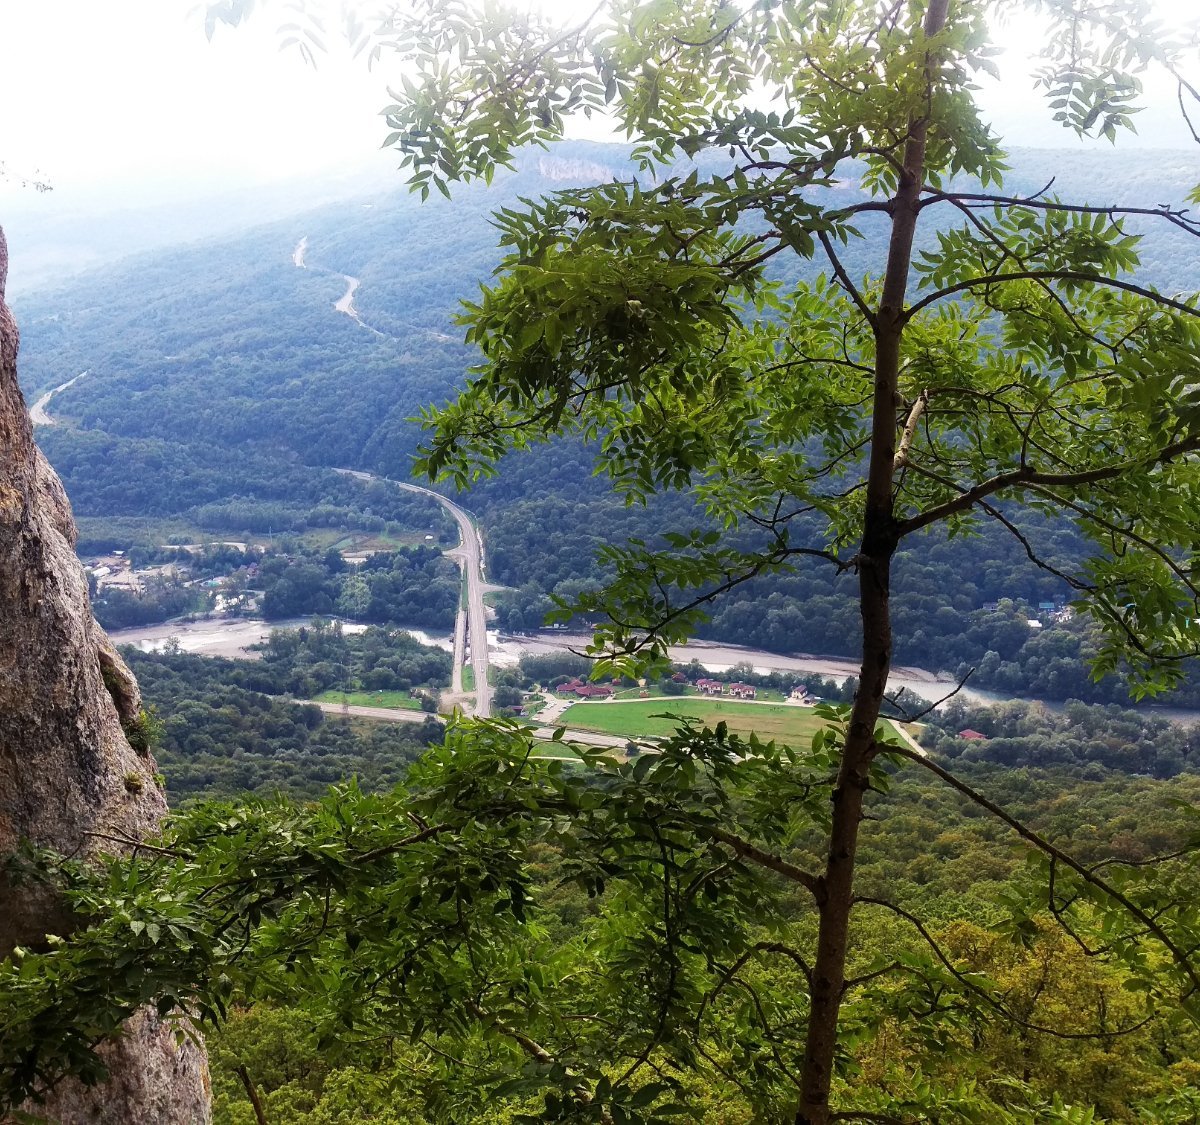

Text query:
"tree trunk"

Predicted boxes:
[[0, 226, 211, 1123], [795, 3, 949, 1120]]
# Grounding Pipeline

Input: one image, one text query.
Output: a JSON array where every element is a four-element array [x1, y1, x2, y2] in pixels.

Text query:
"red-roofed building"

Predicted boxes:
[[696, 678, 724, 695], [728, 682, 757, 699], [959, 728, 987, 740]]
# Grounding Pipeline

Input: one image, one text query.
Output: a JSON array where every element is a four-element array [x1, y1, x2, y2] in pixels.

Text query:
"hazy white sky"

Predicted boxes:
[[0, 0, 389, 205], [0, 0, 1192, 211]]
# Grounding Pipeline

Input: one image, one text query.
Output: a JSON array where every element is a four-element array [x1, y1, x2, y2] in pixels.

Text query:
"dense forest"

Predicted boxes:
[[124, 621, 450, 800], [256, 545, 459, 627], [200, 760, 1200, 1124]]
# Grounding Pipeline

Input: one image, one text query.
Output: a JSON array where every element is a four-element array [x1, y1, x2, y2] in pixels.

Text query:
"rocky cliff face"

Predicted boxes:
[[0, 226, 211, 1123]]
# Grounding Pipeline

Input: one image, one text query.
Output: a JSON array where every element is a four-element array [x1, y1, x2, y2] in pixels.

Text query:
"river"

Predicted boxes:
[[106, 615, 1200, 724], [108, 616, 450, 660], [495, 632, 1021, 713]]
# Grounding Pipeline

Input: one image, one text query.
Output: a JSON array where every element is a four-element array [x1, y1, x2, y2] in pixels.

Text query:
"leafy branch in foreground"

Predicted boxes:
[[6, 715, 1200, 1121]]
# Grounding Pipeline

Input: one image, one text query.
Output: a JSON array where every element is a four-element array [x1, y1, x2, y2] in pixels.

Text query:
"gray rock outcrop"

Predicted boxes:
[[0, 225, 211, 1122]]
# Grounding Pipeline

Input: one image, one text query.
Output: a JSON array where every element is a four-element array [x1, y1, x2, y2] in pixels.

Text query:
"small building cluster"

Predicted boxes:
[[1038, 600, 1074, 624], [694, 678, 757, 699], [87, 551, 159, 594], [556, 678, 616, 699], [981, 598, 1072, 626]]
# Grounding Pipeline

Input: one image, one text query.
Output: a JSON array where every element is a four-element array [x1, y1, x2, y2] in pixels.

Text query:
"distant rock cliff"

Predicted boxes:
[[0, 226, 211, 1123], [537, 155, 617, 183]]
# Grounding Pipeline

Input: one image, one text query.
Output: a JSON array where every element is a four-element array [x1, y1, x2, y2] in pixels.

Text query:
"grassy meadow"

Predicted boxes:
[[314, 689, 424, 711], [557, 698, 832, 744]]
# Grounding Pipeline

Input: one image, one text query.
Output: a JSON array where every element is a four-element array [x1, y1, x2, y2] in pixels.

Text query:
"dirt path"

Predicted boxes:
[[308, 700, 431, 725], [30, 369, 89, 426], [890, 722, 927, 757]]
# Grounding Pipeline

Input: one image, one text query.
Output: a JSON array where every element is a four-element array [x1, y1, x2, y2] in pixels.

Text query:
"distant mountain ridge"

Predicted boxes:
[[17, 141, 1199, 456], [1, 159, 399, 299]]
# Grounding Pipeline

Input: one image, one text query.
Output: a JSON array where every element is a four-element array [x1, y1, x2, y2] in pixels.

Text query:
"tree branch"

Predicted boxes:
[[896, 434, 1200, 536], [856, 896, 1155, 1040], [892, 389, 929, 471], [708, 827, 823, 899], [904, 270, 1200, 322], [817, 229, 876, 328], [466, 998, 603, 1112], [920, 189, 1200, 235], [880, 667, 974, 724], [235, 1065, 268, 1125]]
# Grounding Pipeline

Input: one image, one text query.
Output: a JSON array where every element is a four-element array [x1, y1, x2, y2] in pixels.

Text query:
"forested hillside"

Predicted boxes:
[[15, 142, 1200, 701], [126, 635, 447, 801]]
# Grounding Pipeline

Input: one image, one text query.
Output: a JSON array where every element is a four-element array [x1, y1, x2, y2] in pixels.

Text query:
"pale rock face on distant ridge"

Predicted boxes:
[[537, 154, 617, 183], [0, 225, 211, 1123]]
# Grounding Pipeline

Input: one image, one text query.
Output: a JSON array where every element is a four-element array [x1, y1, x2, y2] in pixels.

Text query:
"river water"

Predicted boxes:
[[108, 616, 1200, 725], [108, 616, 450, 659]]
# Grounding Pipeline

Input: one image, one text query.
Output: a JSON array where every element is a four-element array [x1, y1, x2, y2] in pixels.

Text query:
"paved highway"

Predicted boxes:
[[30, 370, 89, 426], [336, 469, 493, 717]]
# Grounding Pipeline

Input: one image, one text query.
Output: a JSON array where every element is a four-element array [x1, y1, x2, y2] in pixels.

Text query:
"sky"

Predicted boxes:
[[0, 0, 389, 204], [0, 0, 1192, 214]]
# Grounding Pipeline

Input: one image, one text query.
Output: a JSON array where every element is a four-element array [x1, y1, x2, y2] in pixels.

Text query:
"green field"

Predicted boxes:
[[462, 667, 475, 692], [558, 699, 833, 743], [314, 690, 424, 711]]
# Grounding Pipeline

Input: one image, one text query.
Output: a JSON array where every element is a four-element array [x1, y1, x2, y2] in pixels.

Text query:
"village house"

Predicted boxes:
[[695, 678, 725, 695], [728, 682, 757, 699]]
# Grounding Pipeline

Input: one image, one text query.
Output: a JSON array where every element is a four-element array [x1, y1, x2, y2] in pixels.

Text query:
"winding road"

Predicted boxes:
[[293, 236, 385, 336], [336, 469, 495, 718], [30, 370, 89, 426]]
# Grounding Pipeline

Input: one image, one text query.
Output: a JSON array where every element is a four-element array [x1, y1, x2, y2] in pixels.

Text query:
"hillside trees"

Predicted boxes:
[[9, 1, 1200, 1122]]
